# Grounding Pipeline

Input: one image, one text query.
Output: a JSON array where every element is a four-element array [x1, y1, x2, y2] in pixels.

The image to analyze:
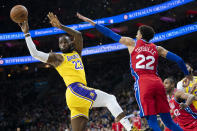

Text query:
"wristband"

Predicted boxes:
[[25, 33, 30, 37]]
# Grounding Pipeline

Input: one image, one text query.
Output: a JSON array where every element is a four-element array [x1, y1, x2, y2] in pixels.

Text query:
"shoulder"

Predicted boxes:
[[47, 53, 64, 67], [156, 46, 168, 57], [148, 43, 157, 49], [72, 50, 81, 57], [73, 50, 80, 55], [156, 46, 163, 51], [119, 37, 136, 47], [50, 52, 64, 59], [177, 80, 184, 90], [135, 39, 142, 45], [150, 43, 156, 47]]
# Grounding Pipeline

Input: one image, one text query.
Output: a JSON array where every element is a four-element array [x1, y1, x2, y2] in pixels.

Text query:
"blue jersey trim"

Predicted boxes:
[[174, 98, 197, 119]]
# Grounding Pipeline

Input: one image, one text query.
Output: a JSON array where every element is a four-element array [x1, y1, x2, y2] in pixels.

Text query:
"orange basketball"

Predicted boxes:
[[10, 5, 28, 23]]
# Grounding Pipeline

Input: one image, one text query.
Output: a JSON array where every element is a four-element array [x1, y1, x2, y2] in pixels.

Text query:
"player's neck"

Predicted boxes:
[[168, 89, 174, 98]]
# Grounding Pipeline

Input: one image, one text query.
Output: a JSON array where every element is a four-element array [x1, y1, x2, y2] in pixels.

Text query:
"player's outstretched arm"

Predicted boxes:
[[19, 21, 64, 67], [175, 90, 195, 109], [157, 46, 189, 76], [47, 12, 83, 55], [77, 13, 135, 47]]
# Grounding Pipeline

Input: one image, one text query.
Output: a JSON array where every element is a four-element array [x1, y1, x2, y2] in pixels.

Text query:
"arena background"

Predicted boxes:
[[0, 0, 197, 130]]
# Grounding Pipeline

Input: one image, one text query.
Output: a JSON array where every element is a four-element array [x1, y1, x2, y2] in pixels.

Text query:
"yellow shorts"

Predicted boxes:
[[66, 82, 97, 119]]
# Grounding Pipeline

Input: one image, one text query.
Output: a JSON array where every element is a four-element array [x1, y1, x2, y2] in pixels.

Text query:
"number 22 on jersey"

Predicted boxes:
[[136, 54, 155, 70]]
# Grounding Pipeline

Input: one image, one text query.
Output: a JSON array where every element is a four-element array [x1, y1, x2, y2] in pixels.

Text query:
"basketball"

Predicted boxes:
[[10, 5, 28, 23]]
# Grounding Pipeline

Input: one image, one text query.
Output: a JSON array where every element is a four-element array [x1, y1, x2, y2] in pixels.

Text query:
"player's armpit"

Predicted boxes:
[[119, 37, 135, 47], [47, 53, 64, 67], [157, 46, 168, 58], [72, 32, 83, 55]]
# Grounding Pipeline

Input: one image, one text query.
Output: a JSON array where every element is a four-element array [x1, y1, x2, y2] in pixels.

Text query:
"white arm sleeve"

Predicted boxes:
[[25, 36, 49, 63], [177, 81, 184, 91]]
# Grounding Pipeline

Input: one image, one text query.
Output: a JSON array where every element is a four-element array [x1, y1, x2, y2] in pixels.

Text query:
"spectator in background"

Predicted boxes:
[[131, 111, 141, 130], [112, 120, 124, 131]]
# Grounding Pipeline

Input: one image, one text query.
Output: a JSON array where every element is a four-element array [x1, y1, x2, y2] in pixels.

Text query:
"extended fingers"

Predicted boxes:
[[47, 12, 55, 19]]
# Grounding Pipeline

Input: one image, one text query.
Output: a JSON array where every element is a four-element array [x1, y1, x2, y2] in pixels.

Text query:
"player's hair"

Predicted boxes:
[[139, 25, 155, 42], [59, 35, 74, 53], [166, 77, 175, 84]]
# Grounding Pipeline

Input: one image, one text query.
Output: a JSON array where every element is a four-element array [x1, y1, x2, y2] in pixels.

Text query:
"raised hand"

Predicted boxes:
[[18, 21, 29, 34], [47, 12, 61, 28], [76, 12, 95, 26]]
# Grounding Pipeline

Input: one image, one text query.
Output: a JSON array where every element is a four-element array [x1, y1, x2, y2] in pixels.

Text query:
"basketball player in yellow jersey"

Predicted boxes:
[[177, 63, 197, 109], [18, 12, 135, 131]]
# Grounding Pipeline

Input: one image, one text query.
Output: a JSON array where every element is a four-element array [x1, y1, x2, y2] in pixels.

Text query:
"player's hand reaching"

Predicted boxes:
[[18, 21, 29, 34], [179, 103, 188, 109], [182, 77, 190, 88], [47, 12, 61, 28], [76, 13, 96, 26]]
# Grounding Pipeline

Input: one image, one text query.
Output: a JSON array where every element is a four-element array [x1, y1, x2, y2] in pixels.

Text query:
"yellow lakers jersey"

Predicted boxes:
[[184, 76, 197, 109], [55, 51, 87, 86]]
